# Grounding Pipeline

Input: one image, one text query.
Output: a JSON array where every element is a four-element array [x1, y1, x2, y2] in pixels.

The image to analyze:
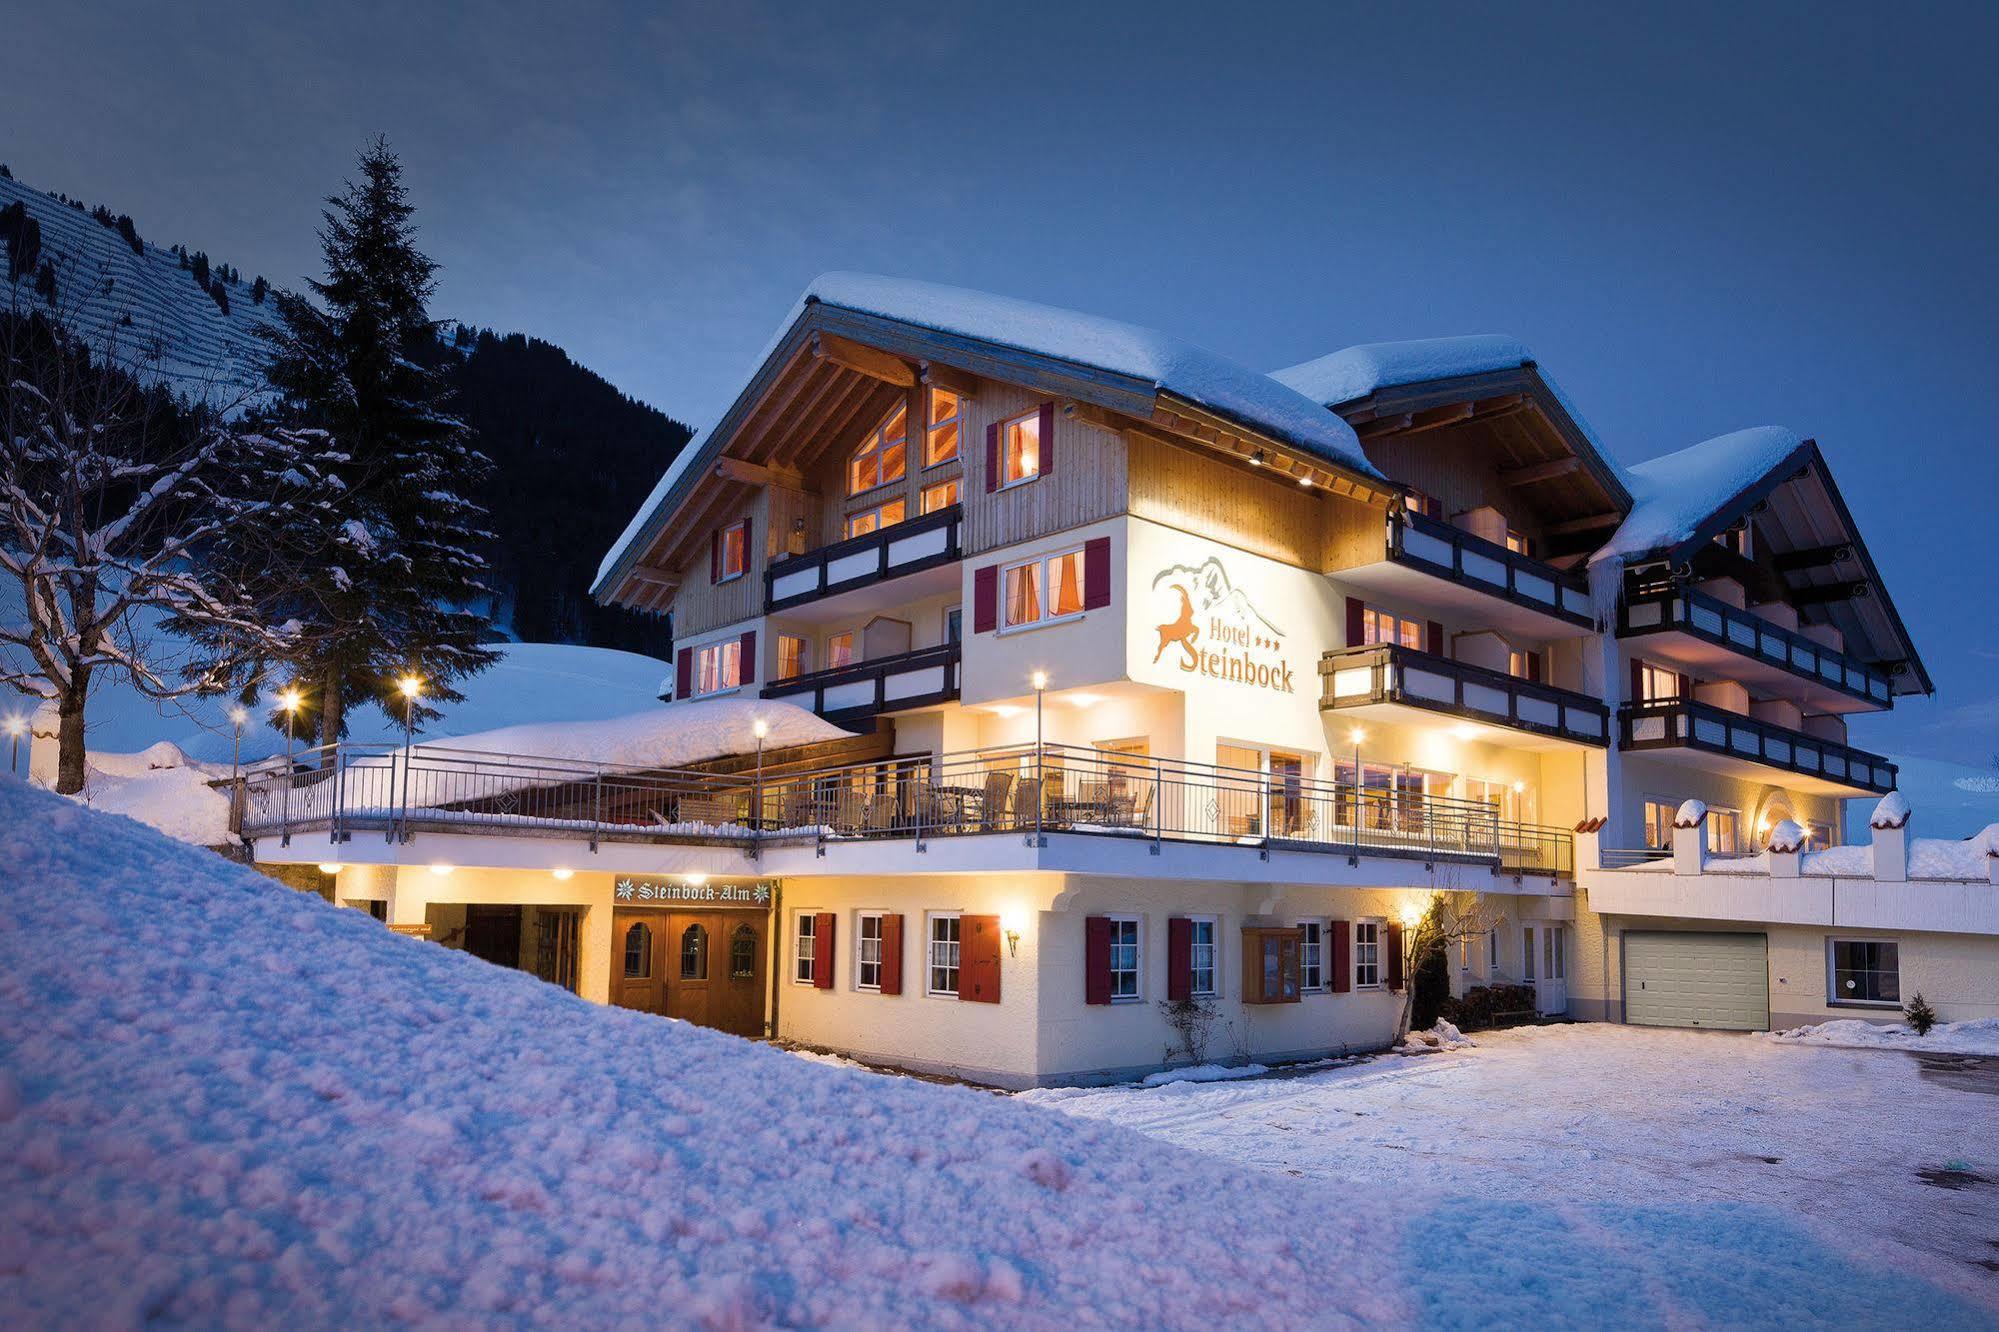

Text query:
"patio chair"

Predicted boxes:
[[1013, 776, 1043, 830], [1125, 780, 1153, 831], [832, 788, 868, 834], [779, 785, 815, 831], [865, 791, 897, 834], [979, 771, 1017, 830]]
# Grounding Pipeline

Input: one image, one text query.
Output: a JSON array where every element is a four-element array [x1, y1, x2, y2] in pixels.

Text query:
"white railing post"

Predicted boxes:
[[1672, 800, 1708, 875]]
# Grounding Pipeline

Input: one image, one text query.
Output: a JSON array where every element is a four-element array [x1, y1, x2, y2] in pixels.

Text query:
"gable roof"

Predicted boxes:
[[1270, 335, 1533, 408], [595, 275, 1386, 599], [1594, 427, 1807, 567]]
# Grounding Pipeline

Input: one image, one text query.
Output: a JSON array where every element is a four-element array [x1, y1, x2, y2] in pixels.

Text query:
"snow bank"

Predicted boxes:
[[1270, 335, 1532, 408], [1594, 427, 1803, 567], [1399, 1020, 1475, 1053], [1140, 1062, 1269, 1088], [0, 780, 1410, 1326], [598, 274, 1381, 591], [414, 696, 849, 769], [72, 758, 234, 847], [1801, 826, 1997, 881], [1769, 1017, 1999, 1058]]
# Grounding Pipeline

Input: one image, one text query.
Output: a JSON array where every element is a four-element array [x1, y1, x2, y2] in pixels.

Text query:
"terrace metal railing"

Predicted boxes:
[[1618, 577, 1893, 707], [238, 740, 1575, 879]]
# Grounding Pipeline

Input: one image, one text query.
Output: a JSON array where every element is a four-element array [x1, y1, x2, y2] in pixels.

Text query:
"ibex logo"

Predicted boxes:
[[1150, 557, 1294, 693]]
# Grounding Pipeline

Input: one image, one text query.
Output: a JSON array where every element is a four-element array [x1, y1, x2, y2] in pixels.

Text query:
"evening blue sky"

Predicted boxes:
[[5, 1, 1994, 764]]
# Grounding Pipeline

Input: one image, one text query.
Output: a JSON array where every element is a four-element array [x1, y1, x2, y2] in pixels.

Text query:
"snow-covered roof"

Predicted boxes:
[[1593, 426, 1805, 567], [1269, 335, 1533, 408], [412, 697, 849, 771], [596, 274, 1383, 594]]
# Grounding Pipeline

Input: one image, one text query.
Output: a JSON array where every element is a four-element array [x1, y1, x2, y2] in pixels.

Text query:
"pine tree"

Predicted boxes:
[[242, 137, 497, 748], [1904, 993, 1938, 1036], [252, 275, 268, 304]]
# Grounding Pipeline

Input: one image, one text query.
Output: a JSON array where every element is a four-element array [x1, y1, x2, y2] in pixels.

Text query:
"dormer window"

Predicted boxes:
[[925, 387, 964, 467], [849, 403, 908, 495]]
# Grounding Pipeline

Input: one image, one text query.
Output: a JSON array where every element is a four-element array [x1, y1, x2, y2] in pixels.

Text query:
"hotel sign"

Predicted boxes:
[[1149, 556, 1296, 694], [614, 877, 771, 907]]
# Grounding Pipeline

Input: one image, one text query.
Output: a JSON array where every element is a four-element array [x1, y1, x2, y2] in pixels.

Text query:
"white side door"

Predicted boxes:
[[1524, 924, 1568, 1015]]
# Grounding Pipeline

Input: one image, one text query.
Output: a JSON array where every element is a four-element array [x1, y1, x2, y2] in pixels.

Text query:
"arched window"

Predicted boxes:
[[680, 923, 709, 980], [730, 924, 758, 980], [848, 402, 907, 495], [622, 921, 652, 979]]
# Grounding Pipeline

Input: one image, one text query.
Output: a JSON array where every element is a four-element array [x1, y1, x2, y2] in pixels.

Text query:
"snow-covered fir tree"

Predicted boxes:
[[242, 138, 496, 747]]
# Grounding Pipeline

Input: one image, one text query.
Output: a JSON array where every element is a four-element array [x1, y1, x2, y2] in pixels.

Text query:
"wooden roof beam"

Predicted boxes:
[[919, 360, 980, 399], [712, 455, 804, 489], [812, 332, 916, 387], [1545, 511, 1623, 537], [1357, 413, 1412, 440], [1499, 456, 1583, 487], [1790, 580, 1871, 606], [1773, 542, 1854, 573]]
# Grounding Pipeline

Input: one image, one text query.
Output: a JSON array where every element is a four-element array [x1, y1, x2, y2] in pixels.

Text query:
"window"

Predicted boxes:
[[693, 640, 742, 697], [729, 924, 756, 980], [1001, 547, 1088, 629], [1487, 927, 1499, 974], [680, 924, 708, 980], [920, 477, 960, 514], [849, 403, 907, 495], [924, 387, 964, 467], [1300, 920, 1325, 991], [1360, 604, 1424, 649], [1353, 920, 1382, 989], [943, 606, 963, 644], [776, 634, 807, 682], [793, 913, 817, 985], [845, 497, 906, 538], [622, 921, 652, 979], [1188, 917, 1218, 998], [928, 913, 961, 997], [1543, 925, 1565, 981], [1643, 799, 1675, 849], [1508, 649, 1542, 681], [1829, 938, 1899, 1006], [826, 631, 855, 669], [1000, 409, 1041, 486], [1504, 528, 1531, 556], [857, 911, 884, 991], [714, 520, 748, 583], [1636, 661, 1681, 703], [1708, 807, 1742, 854], [1402, 487, 1440, 519], [1522, 926, 1536, 982], [1107, 915, 1141, 1000], [1807, 821, 1834, 850]]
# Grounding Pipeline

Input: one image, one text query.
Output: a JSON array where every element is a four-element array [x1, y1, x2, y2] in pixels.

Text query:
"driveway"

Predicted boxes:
[[1022, 1024, 1999, 1298]]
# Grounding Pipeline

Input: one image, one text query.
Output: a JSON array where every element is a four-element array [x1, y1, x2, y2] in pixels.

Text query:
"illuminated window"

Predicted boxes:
[[1508, 649, 1542, 681], [776, 634, 807, 681], [693, 640, 742, 696], [1000, 409, 1041, 487], [793, 912, 817, 985], [845, 497, 906, 538], [1636, 661, 1681, 703], [826, 631, 855, 669], [1361, 604, 1424, 649], [920, 477, 960, 514], [924, 387, 964, 466], [715, 519, 747, 583], [1504, 529, 1530, 556], [849, 403, 907, 495], [729, 924, 757, 980], [1643, 800, 1675, 849], [622, 922, 652, 979], [1002, 548, 1087, 629], [1403, 488, 1440, 520], [1708, 807, 1742, 854]]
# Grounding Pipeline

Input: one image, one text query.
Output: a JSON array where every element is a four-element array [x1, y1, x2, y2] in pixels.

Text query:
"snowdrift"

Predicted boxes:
[[0, 779, 1404, 1326]]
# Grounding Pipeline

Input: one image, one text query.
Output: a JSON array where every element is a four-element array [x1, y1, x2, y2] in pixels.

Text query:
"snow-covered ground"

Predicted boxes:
[[3, 781, 1992, 1326], [1025, 1025, 1999, 1316], [1771, 1016, 1999, 1057]]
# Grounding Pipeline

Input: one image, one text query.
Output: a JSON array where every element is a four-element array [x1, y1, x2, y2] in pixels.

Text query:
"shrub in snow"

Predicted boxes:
[[1439, 984, 1537, 1032], [1904, 993, 1939, 1037]]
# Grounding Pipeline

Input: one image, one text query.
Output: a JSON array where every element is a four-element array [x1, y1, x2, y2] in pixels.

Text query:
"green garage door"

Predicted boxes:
[[1622, 931, 1769, 1031]]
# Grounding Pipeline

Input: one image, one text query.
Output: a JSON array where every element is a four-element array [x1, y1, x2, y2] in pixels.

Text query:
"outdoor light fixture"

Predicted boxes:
[[1005, 929, 1022, 957], [1348, 728, 1367, 745], [752, 717, 769, 739], [1030, 670, 1048, 691], [317, 863, 343, 875], [228, 705, 248, 726], [552, 867, 574, 881], [1249, 449, 1265, 466], [398, 675, 422, 699], [685, 873, 708, 887], [1512, 780, 1526, 794], [1453, 723, 1478, 741], [1400, 900, 1427, 928], [428, 863, 454, 876], [277, 687, 302, 713], [3, 713, 22, 775], [1297, 474, 1313, 488]]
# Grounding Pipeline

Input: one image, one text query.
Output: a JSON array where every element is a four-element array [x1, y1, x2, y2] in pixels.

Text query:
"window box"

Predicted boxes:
[[1242, 927, 1303, 1004]]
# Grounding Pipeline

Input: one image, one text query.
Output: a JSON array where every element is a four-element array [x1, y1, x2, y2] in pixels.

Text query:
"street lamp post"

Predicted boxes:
[[1031, 671, 1048, 844], [752, 717, 769, 842], [1348, 727, 1367, 845], [4, 714, 24, 776], [397, 676, 422, 841], [277, 687, 302, 838]]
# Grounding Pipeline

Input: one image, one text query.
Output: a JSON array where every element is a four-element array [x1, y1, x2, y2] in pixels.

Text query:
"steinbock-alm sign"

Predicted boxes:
[[615, 878, 771, 906], [1149, 556, 1296, 694]]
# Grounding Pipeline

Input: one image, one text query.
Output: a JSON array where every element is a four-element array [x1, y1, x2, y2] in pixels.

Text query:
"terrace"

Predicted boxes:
[[238, 739, 1573, 880]]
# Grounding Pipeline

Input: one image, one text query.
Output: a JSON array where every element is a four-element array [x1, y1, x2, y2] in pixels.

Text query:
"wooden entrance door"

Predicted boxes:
[[611, 910, 767, 1038], [463, 905, 523, 968], [611, 912, 666, 1014], [706, 914, 766, 1039]]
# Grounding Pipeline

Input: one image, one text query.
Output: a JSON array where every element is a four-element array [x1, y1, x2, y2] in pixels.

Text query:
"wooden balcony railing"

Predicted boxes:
[[764, 503, 961, 612], [1619, 581, 1892, 707], [1617, 700, 1897, 795], [1319, 642, 1611, 746], [760, 643, 960, 724], [1388, 510, 1596, 628]]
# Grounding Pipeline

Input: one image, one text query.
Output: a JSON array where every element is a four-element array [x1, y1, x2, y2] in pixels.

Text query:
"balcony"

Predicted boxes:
[[1617, 699, 1897, 795], [764, 503, 962, 614], [238, 741, 1573, 880], [1336, 510, 1596, 638], [761, 643, 960, 725], [1320, 643, 1610, 748], [1618, 582, 1891, 713]]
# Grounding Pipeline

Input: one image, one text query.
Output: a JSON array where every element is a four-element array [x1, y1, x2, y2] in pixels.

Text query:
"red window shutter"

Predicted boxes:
[[1329, 920, 1352, 993], [1083, 536, 1112, 609], [1084, 915, 1112, 1005], [812, 912, 836, 989], [960, 914, 1002, 1004], [879, 914, 904, 995], [985, 421, 1001, 493], [1166, 917, 1193, 1001], [738, 630, 756, 684], [1386, 922, 1405, 992], [1037, 402, 1056, 477], [675, 647, 693, 699], [710, 529, 721, 583], [1426, 620, 1445, 655], [973, 564, 998, 633], [740, 517, 753, 572], [1345, 597, 1365, 648]]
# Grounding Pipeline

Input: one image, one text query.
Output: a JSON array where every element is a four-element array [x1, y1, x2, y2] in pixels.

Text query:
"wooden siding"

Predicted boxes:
[[1129, 431, 1370, 571], [963, 382, 1127, 554], [1364, 426, 1553, 551], [669, 491, 769, 638]]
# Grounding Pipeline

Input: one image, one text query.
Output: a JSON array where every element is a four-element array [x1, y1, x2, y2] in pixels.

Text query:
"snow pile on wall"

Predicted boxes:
[[1269, 335, 1532, 408], [416, 696, 849, 769], [1802, 823, 1997, 880], [1769, 1017, 1999, 1058], [1593, 427, 1803, 568], [70, 748, 234, 847], [1870, 790, 1913, 829], [0, 779, 1408, 1325]]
